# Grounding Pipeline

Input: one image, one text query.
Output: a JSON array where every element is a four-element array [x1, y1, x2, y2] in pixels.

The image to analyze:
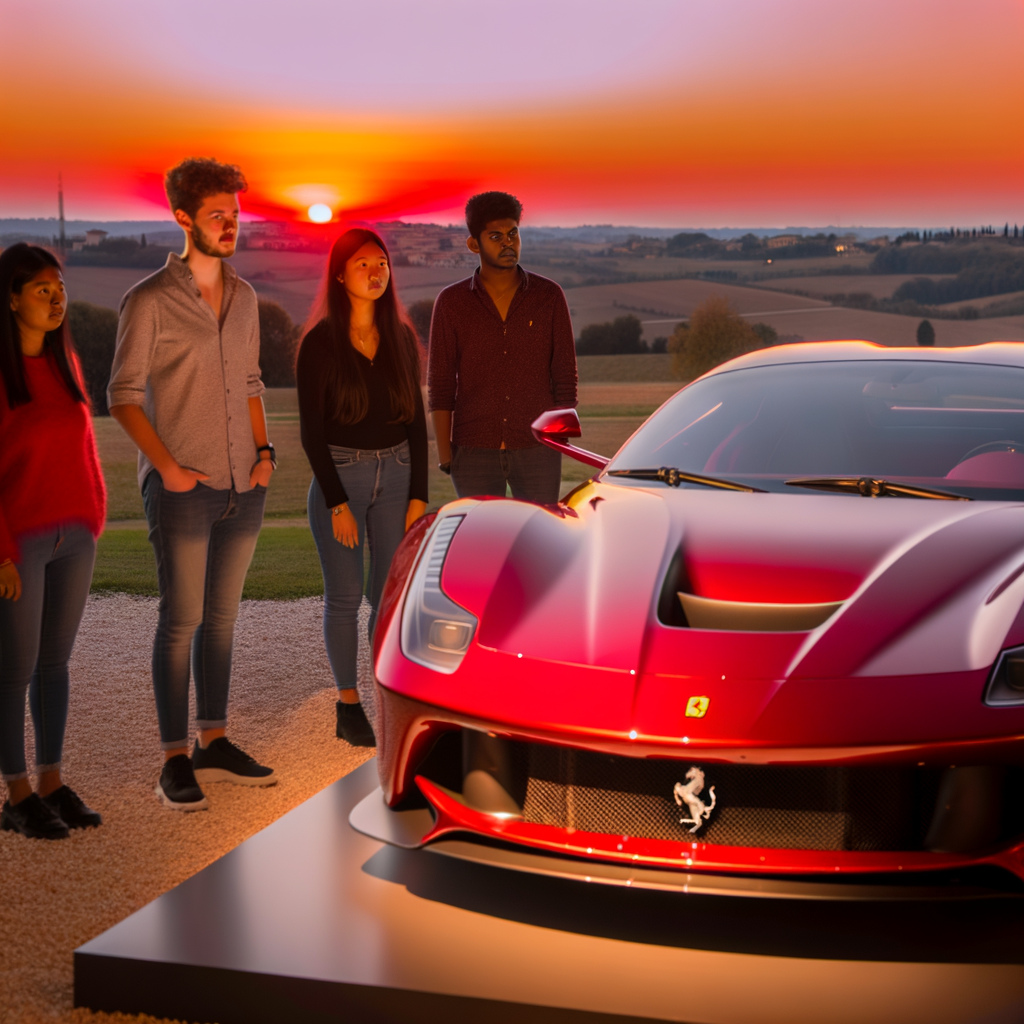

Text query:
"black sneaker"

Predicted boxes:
[[337, 700, 376, 747], [1, 793, 69, 839], [192, 738, 277, 787], [156, 754, 209, 811], [41, 785, 102, 829]]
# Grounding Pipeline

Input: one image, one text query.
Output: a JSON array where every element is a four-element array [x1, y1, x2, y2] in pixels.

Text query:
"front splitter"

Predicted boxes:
[[349, 787, 1024, 902]]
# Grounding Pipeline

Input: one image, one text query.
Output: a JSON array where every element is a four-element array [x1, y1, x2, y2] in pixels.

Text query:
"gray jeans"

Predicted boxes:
[[143, 472, 266, 748], [307, 443, 411, 691]]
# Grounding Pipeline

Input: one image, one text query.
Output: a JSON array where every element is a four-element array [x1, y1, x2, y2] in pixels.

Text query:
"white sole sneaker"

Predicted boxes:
[[154, 783, 209, 811], [193, 767, 277, 787]]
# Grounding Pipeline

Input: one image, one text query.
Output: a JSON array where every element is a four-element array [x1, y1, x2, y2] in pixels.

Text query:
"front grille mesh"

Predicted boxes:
[[513, 745, 942, 852]]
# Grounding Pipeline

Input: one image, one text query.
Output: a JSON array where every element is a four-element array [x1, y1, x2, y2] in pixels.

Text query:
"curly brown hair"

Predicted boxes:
[[164, 157, 247, 218]]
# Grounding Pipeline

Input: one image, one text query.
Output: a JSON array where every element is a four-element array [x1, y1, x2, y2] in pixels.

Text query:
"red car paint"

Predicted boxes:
[[372, 343, 1024, 883]]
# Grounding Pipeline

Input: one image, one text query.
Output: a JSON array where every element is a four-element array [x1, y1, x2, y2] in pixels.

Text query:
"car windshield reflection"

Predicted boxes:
[[606, 360, 1024, 500]]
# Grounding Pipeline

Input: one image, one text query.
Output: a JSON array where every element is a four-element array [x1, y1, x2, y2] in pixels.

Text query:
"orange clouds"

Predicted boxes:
[[2, 0, 1023, 224]]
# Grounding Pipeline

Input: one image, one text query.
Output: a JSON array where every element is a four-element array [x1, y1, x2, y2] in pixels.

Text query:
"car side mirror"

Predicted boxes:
[[531, 408, 609, 469]]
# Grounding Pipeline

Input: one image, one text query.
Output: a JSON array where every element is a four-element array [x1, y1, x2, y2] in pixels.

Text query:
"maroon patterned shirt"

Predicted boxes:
[[427, 268, 578, 449]]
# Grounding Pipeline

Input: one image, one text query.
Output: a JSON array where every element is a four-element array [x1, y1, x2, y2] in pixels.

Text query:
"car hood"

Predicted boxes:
[[440, 482, 1024, 680]]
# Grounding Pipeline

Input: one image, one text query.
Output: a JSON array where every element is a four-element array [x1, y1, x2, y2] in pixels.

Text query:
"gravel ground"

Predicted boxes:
[[0, 594, 375, 1024]]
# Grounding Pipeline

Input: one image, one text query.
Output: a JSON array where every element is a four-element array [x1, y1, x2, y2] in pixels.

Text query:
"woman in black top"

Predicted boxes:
[[298, 229, 428, 745]]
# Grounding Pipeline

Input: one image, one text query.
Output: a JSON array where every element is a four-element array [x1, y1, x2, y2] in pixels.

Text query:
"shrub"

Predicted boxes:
[[668, 297, 765, 380], [258, 300, 299, 387], [916, 320, 936, 347], [67, 301, 118, 414], [407, 299, 434, 345], [576, 314, 645, 355], [751, 322, 778, 347]]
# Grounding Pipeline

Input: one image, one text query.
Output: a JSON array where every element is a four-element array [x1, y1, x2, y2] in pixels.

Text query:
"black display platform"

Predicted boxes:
[[76, 760, 1024, 1024]]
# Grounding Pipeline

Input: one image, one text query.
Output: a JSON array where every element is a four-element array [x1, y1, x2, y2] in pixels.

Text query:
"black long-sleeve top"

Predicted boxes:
[[297, 321, 429, 508]]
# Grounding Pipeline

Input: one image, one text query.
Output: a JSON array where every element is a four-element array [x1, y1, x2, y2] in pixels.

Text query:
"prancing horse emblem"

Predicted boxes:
[[673, 766, 716, 833]]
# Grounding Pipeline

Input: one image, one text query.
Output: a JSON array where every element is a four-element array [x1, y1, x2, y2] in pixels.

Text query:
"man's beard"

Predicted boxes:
[[190, 223, 232, 258]]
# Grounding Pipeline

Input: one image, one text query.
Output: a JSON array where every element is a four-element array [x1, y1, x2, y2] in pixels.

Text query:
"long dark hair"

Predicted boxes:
[[302, 228, 420, 424], [0, 244, 86, 408]]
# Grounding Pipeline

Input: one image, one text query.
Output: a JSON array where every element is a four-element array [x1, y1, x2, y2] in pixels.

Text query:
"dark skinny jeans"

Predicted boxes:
[[451, 443, 562, 504], [0, 525, 96, 780]]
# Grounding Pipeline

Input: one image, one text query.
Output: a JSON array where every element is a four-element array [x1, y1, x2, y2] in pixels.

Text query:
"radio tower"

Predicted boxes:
[[57, 173, 67, 253]]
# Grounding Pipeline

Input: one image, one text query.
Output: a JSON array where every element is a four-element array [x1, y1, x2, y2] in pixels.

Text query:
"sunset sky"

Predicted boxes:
[[2, 0, 1023, 227]]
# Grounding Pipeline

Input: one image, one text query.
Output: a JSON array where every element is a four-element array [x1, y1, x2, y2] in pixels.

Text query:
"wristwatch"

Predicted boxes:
[[256, 443, 277, 470], [439, 461, 451, 475]]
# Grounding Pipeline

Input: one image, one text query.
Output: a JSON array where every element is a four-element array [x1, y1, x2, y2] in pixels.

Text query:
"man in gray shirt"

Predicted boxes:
[[109, 158, 277, 810]]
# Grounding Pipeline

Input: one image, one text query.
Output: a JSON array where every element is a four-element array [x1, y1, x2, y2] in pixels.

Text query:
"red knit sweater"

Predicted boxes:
[[0, 353, 106, 562]]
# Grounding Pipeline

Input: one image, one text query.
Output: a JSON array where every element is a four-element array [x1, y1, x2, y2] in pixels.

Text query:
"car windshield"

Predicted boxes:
[[607, 359, 1024, 500]]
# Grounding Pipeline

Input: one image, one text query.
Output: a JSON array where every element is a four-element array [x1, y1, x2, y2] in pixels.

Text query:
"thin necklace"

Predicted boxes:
[[351, 324, 378, 362], [351, 325, 377, 348]]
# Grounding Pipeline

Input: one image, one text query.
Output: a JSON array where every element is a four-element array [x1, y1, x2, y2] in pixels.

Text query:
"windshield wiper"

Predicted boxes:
[[606, 467, 765, 493], [785, 476, 970, 501]]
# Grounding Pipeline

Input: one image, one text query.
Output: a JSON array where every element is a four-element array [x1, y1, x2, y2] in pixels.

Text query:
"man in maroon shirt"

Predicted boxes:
[[428, 192, 578, 504]]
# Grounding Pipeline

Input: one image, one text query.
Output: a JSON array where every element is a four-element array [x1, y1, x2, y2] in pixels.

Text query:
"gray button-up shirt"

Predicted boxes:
[[108, 253, 265, 492]]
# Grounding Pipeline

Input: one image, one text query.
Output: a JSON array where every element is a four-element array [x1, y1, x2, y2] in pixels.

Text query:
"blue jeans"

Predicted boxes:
[[451, 443, 562, 504], [308, 442, 411, 691], [143, 473, 265, 748], [0, 526, 96, 780]]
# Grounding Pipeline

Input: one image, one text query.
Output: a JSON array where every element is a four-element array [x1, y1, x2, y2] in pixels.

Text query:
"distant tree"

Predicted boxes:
[[67, 301, 119, 415], [665, 232, 720, 256], [140, 233, 147, 247], [257, 300, 299, 387], [649, 336, 668, 354], [668, 297, 765, 380], [916, 319, 936, 347], [576, 315, 645, 355]]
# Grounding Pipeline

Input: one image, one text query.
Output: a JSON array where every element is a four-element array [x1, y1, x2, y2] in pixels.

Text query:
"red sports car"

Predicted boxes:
[[352, 342, 1024, 898]]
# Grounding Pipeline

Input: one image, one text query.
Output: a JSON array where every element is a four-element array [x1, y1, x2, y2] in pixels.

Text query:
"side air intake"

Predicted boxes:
[[678, 593, 843, 632]]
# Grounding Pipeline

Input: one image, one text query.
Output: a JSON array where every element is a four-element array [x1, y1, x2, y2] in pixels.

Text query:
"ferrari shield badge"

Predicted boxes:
[[685, 695, 709, 718], [674, 766, 717, 833]]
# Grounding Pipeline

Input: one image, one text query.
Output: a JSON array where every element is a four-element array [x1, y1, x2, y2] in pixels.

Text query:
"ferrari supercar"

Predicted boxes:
[[351, 342, 1024, 898]]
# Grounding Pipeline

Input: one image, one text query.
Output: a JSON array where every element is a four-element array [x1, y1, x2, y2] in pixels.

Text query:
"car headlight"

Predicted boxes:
[[401, 514, 477, 674], [984, 644, 1024, 706]]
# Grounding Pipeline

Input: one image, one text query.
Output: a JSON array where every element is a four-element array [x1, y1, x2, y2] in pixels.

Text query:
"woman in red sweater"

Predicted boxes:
[[0, 244, 106, 840]]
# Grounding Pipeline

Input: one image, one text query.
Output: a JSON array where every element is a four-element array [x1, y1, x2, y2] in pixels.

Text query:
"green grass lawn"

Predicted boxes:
[[93, 528, 325, 600]]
